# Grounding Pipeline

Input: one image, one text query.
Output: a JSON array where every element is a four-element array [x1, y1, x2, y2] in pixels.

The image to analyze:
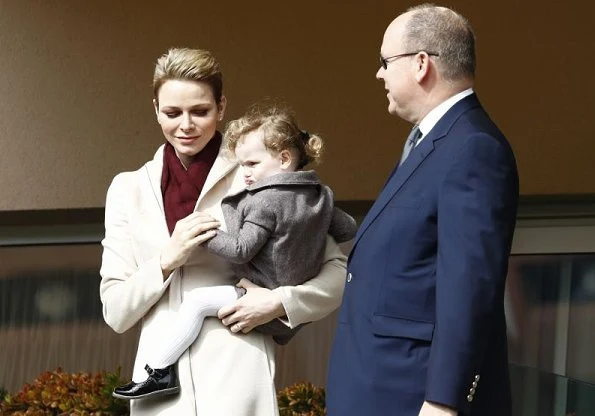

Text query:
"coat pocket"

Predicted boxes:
[[371, 315, 434, 341]]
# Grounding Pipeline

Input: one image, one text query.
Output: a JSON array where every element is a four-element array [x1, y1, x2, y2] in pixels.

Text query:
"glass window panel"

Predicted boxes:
[[0, 244, 139, 394], [507, 253, 595, 415]]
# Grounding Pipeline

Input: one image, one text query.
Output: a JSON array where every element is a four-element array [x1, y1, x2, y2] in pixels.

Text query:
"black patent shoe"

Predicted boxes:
[[112, 364, 180, 400]]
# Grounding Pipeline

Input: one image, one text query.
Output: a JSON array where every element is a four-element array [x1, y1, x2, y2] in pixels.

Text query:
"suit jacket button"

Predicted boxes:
[[474, 374, 480, 381], [469, 387, 476, 395], [467, 394, 473, 402], [347, 273, 353, 282]]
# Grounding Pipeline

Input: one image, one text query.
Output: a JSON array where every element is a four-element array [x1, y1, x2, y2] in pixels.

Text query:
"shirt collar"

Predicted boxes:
[[417, 88, 474, 142]]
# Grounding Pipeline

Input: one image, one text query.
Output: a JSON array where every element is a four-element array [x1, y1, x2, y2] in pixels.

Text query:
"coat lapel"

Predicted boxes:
[[142, 145, 170, 240], [351, 94, 481, 252], [195, 147, 238, 209], [144, 145, 165, 213]]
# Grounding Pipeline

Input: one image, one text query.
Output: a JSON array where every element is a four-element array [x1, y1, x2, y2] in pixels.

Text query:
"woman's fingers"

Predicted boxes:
[[190, 229, 218, 246], [218, 277, 286, 337], [218, 305, 249, 333], [230, 321, 247, 333], [240, 322, 254, 334], [185, 211, 218, 226], [175, 213, 220, 245], [219, 288, 285, 334], [236, 278, 259, 289], [163, 212, 220, 271], [190, 219, 220, 236], [226, 316, 253, 334], [225, 281, 266, 333], [218, 303, 236, 321], [173, 213, 217, 238], [184, 212, 220, 242]]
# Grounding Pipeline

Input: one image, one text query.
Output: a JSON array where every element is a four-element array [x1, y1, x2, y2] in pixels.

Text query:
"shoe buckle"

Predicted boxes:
[[144, 365, 155, 376]]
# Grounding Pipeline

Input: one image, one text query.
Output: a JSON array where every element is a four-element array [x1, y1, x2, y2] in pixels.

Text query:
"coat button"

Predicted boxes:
[[469, 387, 476, 395], [472, 381, 478, 388], [474, 374, 480, 381], [347, 273, 353, 282], [467, 394, 473, 402]]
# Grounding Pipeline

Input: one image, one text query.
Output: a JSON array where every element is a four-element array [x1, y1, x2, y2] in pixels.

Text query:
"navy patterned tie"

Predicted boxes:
[[398, 125, 422, 167]]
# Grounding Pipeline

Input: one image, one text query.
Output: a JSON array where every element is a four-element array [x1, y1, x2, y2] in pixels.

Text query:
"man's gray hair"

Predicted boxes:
[[405, 4, 476, 81]]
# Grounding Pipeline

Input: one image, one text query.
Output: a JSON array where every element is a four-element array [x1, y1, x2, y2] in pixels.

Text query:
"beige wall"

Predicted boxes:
[[0, 0, 593, 210]]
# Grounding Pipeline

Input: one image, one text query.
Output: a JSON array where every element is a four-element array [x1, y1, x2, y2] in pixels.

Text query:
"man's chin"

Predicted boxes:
[[387, 105, 399, 116], [386, 99, 398, 116]]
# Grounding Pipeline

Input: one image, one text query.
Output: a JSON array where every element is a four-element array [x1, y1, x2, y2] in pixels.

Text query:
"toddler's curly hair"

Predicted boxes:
[[224, 104, 323, 169]]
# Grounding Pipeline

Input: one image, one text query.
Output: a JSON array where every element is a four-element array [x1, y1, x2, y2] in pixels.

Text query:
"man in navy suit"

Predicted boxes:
[[327, 4, 518, 416]]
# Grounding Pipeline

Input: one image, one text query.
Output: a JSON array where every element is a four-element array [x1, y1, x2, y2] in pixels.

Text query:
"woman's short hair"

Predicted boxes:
[[153, 47, 223, 105]]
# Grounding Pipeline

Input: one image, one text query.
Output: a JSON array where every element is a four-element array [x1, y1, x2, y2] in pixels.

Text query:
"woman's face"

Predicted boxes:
[[154, 79, 226, 168]]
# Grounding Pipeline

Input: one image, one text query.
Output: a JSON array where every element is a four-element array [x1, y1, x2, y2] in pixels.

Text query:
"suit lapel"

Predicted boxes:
[[351, 94, 481, 253], [352, 136, 437, 248]]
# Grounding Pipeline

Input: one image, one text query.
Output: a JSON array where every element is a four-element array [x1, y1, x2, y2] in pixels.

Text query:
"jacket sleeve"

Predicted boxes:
[[272, 234, 347, 327], [205, 199, 274, 263], [425, 133, 518, 409], [99, 173, 174, 334], [328, 207, 358, 243]]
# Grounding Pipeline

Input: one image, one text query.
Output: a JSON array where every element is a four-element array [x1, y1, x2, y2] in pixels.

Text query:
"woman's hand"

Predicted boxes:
[[160, 211, 220, 278], [218, 278, 286, 334]]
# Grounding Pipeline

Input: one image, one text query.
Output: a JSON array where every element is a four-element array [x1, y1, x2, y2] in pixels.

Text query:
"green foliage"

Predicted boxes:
[[0, 386, 7, 402], [277, 381, 326, 416], [1, 367, 129, 415]]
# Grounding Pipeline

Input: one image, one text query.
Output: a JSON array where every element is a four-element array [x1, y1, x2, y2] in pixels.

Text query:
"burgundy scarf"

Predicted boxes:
[[161, 132, 222, 235]]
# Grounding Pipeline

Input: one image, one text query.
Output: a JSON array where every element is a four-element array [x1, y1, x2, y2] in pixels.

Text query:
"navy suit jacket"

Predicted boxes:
[[327, 94, 518, 416]]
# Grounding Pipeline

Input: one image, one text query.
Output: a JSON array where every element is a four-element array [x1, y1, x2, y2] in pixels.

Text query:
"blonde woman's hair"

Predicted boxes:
[[225, 105, 324, 169], [153, 47, 223, 105]]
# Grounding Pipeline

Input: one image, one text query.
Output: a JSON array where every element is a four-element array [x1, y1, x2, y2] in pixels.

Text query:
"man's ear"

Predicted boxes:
[[414, 52, 431, 83], [279, 149, 293, 169]]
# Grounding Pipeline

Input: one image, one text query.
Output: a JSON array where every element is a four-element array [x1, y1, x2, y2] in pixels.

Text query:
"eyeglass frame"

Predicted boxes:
[[379, 51, 440, 70]]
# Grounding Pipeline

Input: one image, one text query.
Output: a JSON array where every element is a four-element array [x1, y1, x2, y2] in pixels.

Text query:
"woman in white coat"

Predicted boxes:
[[99, 47, 347, 416]]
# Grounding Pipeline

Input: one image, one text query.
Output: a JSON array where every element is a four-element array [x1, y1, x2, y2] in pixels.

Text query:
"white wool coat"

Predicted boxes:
[[99, 145, 347, 416]]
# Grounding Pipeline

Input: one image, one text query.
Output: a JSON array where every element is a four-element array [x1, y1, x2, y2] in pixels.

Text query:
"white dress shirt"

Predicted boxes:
[[416, 88, 474, 145]]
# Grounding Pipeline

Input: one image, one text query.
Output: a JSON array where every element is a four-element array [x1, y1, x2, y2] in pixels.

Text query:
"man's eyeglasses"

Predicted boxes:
[[379, 51, 440, 70]]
